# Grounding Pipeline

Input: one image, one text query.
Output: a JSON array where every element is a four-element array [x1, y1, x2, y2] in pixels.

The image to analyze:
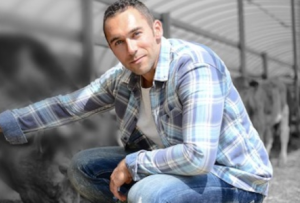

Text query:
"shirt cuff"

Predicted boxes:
[[125, 151, 141, 181], [0, 110, 28, 144]]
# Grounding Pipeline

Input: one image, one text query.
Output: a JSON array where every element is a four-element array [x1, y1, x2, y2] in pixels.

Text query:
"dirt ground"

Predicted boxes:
[[264, 149, 300, 203]]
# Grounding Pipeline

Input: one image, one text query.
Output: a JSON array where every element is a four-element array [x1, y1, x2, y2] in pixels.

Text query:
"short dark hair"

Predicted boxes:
[[103, 0, 154, 36]]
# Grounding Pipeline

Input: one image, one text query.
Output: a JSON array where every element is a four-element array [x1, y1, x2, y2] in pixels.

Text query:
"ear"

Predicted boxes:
[[153, 20, 163, 39]]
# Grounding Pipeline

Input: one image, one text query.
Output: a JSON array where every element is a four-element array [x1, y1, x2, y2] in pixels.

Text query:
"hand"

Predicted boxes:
[[110, 159, 132, 201]]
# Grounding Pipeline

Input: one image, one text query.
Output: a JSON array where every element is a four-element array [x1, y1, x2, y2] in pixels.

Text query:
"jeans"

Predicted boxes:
[[67, 147, 265, 203]]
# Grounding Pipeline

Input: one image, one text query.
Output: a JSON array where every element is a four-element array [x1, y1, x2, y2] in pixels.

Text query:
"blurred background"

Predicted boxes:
[[0, 0, 299, 203], [1, 0, 299, 85]]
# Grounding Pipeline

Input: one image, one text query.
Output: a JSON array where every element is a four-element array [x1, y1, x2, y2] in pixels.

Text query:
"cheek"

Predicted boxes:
[[139, 37, 156, 54], [112, 49, 127, 62]]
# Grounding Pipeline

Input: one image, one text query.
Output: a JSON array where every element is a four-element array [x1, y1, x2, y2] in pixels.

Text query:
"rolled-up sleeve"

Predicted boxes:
[[126, 57, 228, 181], [0, 66, 123, 144], [0, 110, 27, 144]]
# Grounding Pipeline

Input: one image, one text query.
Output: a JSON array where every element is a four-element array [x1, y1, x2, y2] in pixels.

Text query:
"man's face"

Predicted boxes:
[[104, 8, 163, 77]]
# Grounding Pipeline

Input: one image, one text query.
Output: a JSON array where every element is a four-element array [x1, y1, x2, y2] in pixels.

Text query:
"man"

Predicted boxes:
[[0, 0, 272, 202]]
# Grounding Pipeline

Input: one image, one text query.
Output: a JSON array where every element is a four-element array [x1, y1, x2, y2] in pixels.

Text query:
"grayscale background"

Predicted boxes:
[[0, 0, 299, 202]]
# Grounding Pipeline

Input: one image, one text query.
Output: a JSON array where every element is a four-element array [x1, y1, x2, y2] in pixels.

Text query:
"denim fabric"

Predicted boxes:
[[68, 147, 264, 203], [68, 147, 133, 203], [128, 174, 265, 203]]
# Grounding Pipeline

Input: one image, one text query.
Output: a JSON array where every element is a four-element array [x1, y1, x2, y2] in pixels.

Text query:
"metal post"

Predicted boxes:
[[237, 0, 246, 77], [95, 0, 294, 70], [261, 52, 268, 79], [291, 0, 300, 133], [81, 0, 94, 85], [161, 13, 171, 38]]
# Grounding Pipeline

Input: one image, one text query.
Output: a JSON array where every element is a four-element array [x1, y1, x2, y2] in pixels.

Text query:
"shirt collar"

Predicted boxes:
[[127, 37, 172, 90], [153, 37, 172, 82]]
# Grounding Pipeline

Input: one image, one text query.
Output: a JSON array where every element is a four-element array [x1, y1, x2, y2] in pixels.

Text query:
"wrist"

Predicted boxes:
[[121, 159, 131, 177]]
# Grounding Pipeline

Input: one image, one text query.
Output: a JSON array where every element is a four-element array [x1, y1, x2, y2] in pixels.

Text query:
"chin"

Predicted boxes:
[[132, 70, 145, 76], [130, 66, 149, 75], [139, 69, 152, 76]]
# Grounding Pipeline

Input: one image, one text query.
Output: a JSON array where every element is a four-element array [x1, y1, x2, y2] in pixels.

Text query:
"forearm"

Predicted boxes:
[[9, 94, 103, 134], [126, 143, 217, 181], [0, 67, 122, 144], [0, 92, 112, 144]]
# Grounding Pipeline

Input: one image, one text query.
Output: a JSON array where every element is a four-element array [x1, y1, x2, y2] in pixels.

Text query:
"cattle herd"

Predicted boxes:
[[233, 77, 293, 166], [0, 34, 299, 202]]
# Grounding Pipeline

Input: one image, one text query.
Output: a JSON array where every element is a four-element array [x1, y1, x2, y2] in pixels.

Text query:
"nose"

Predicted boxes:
[[126, 39, 137, 56]]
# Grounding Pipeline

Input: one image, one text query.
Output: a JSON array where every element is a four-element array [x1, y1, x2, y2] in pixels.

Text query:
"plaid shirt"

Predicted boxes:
[[0, 37, 272, 196]]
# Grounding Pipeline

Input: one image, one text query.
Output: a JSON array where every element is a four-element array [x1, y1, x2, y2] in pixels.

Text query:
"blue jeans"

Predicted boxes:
[[68, 147, 265, 203]]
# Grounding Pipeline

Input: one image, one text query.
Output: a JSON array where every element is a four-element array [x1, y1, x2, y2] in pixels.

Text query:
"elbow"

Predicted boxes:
[[192, 161, 213, 175], [183, 143, 215, 175]]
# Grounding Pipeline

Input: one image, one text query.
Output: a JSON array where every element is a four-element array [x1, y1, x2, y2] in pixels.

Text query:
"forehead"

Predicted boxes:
[[104, 7, 150, 36]]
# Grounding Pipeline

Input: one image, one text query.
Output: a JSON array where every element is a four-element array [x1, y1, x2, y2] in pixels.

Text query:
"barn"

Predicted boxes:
[[0, 0, 299, 202]]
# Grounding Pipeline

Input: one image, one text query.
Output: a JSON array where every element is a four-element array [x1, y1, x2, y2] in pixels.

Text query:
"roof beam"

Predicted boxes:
[[237, 0, 247, 77], [0, 12, 109, 48], [161, 13, 171, 38], [81, 0, 94, 85], [0, 12, 79, 41], [172, 19, 293, 68], [95, 0, 293, 69], [291, 0, 300, 132]]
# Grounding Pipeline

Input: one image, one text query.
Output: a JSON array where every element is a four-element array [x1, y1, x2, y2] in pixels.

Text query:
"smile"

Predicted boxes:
[[131, 55, 145, 64]]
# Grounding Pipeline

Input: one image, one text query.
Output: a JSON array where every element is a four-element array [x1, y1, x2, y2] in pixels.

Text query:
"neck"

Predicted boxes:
[[142, 42, 162, 88], [141, 75, 153, 88], [141, 67, 156, 88]]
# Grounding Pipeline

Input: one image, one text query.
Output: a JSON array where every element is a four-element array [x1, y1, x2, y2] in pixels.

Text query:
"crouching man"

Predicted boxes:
[[0, 0, 272, 202]]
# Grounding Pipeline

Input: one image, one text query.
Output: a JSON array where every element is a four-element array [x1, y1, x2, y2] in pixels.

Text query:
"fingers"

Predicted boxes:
[[110, 167, 126, 201], [109, 159, 132, 201], [110, 179, 127, 201]]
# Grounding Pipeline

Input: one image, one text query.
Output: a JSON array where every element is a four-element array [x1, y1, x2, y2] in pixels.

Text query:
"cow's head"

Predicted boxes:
[[4, 128, 80, 203], [15, 113, 119, 203]]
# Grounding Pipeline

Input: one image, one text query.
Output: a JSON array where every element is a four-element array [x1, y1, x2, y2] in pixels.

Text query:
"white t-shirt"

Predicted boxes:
[[136, 87, 164, 148]]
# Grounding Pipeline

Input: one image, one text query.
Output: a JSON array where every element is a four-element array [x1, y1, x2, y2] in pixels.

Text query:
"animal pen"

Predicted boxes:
[[2, 0, 299, 127], [0, 0, 299, 202]]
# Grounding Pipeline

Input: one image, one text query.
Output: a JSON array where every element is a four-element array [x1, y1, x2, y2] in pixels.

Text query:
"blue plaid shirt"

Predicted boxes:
[[0, 37, 272, 195]]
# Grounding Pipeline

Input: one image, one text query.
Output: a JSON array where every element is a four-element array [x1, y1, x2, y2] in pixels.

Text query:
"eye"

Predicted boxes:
[[114, 40, 123, 46], [133, 31, 141, 38]]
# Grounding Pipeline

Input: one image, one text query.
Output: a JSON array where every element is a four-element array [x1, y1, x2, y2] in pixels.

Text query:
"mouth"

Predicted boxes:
[[130, 55, 145, 64]]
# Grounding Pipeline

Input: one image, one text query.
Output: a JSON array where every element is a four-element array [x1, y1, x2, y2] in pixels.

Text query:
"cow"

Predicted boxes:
[[0, 112, 119, 203], [0, 33, 120, 202], [0, 129, 80, 203], [233, 76, 290, 166]]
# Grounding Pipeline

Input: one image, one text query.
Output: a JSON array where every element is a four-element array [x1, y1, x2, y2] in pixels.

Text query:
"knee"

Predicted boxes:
[[67, 151, 97, 200], [68, 151, 82, 171], [128, 182, 159, 203], [67, 151, 86, 186], [127, 175, 168, 203], [67, 152, 110, 203]]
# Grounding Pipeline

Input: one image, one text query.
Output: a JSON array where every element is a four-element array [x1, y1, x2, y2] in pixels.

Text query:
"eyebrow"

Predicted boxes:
[[109, 27, 143, 45]]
